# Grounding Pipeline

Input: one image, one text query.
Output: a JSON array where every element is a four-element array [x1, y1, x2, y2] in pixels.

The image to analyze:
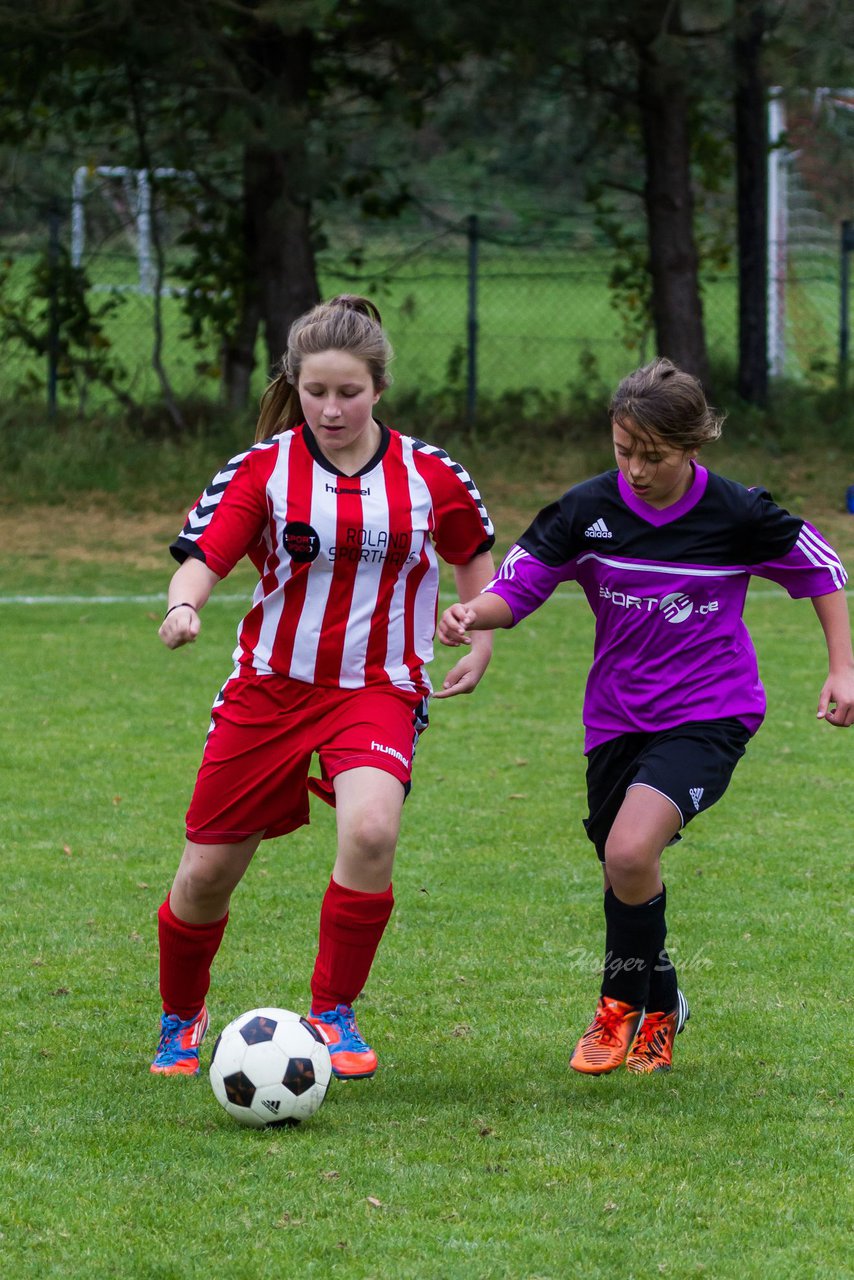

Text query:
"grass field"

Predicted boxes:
[[1, 459, 852, 1278]]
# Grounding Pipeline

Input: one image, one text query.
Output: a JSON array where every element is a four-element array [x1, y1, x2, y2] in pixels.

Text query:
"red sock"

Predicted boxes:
[[157, 894, 228, 1019], [310, 877, 394, 1013]]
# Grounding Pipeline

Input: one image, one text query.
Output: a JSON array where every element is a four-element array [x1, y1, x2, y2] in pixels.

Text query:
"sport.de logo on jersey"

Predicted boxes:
[[599, 585, 720, 623], [659, 591, 721, 623], [660, 592, 694, 623]]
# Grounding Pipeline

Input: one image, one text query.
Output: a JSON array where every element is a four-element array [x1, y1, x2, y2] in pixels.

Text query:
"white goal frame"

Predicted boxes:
[[767, 87, 854, 378], [71, 165, 195, 294]]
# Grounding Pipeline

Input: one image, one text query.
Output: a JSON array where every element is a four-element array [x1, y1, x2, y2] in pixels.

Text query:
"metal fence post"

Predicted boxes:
[[466, 214, 478, 427], [840, 219, 853, 390], [47, 203, 61, 419]]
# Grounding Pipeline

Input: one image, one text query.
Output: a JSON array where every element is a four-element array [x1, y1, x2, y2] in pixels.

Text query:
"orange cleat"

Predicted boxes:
[[306, 1003, 377, 1079], [626, 989, 690, 1074], [570, 996, 645, 1075]]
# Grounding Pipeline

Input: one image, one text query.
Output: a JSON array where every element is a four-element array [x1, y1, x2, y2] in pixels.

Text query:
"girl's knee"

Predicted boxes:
[[332, 800, 399, 893], [341, 809, 398, 864], [174, 851, 239, 906], [603, 836, 656, 884]]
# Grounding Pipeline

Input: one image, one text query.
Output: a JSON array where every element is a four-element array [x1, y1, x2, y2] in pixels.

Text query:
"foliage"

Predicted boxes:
[[173, 197, 246, 378], [1, 375, 853, 516], [0, 0, 851, 412], [588, 193, 654, 352], [0, 243, 131, 409]]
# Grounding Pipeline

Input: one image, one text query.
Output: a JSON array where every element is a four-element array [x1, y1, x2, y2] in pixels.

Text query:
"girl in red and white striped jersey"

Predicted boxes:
[[151, 295, 496, 1080]]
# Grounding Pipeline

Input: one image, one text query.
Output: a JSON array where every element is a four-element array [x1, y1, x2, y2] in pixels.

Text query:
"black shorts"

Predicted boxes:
[[583, 718, 752, 861]]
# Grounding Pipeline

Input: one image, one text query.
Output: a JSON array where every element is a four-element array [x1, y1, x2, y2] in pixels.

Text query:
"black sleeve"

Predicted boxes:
[[517, 495, 577, 567], [738, 486, 803, 565]]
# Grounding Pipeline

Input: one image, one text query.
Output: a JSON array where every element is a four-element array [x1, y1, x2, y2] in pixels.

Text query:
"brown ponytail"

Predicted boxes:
[[255, 374, 301, 442]]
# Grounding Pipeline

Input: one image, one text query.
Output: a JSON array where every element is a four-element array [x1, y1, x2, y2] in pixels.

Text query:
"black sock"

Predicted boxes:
[[647, 945, 679, 1014], [600, 885, 667, 1008]]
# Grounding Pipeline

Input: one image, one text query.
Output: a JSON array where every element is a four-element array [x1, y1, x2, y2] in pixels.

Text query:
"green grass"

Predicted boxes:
[[1, 554, 852, 1277]]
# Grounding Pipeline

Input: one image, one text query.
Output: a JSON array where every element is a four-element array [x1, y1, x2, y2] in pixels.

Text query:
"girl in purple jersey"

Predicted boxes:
[[439, 358, 854, 1074]]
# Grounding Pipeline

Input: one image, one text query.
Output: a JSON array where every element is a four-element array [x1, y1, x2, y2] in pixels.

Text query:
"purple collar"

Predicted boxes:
[[617, 462, 708, 526]]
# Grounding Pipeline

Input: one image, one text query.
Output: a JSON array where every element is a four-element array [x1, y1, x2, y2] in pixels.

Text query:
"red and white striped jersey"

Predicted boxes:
[[171, 423, 495, 695]]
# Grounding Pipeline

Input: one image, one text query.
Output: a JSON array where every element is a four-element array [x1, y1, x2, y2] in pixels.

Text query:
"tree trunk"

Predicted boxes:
[[223, 290, 262, 412], [222, 22, 320, 408], [734, 0, 768, 406], [636, 33, 711, 386], [244, 144, 320, 375], [225, 146, 319, 408]]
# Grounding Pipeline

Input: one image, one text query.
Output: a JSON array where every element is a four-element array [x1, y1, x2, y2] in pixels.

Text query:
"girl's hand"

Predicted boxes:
[[159, 603, 201, 649], [438, 603, 477, 647], [433, 649, 489, 698], [817, 668, 854, 727]]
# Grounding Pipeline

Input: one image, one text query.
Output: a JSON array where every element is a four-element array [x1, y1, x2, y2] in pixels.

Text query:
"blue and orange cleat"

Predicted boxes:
[[306, 1003, 377, 1079], [150, 1005, 209, 1076]]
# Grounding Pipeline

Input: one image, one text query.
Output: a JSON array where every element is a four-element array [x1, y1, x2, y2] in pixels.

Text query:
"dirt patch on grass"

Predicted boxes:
[[0, 503, 183, 571], [2, 449, 853, 570]]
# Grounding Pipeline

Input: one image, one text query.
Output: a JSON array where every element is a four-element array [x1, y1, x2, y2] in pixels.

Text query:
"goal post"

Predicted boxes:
[[767, 88, 787, 378], [767, 87, 854, 382], [71, 165, 195, 294]]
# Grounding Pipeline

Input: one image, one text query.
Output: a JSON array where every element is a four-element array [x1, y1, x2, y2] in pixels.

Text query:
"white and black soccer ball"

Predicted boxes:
[[209, 1007, 332, 1128]]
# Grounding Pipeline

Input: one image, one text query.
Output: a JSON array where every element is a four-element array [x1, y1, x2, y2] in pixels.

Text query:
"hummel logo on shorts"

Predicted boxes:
[[689, 786, 704, 811], [584, 518, 612, 539]]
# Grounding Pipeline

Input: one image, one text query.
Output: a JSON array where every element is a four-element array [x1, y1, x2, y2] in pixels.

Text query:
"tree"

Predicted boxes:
[[110, 1, 325, 409], [632, 2, 711, 385], [440, 0, 717, 384], [0, 0, 434, 409], [148, 0, 461, 406], [733, 0, 770, 406], [181, 6, 322, 408]]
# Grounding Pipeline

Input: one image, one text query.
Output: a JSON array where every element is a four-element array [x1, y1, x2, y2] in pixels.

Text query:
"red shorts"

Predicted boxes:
[[185, 670, 428, 845]]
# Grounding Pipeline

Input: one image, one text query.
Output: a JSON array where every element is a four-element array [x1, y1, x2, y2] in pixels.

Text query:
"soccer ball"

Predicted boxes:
[[209, 1007, 332, 1128]]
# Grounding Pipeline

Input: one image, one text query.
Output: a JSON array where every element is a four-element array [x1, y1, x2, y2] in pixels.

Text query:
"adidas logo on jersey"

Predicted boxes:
[[689, 787, 704, 811], [584, 518, 612, 539]]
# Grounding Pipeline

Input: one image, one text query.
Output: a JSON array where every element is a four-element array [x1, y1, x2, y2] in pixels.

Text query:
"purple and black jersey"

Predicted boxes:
[[485, 464, 847, 751]]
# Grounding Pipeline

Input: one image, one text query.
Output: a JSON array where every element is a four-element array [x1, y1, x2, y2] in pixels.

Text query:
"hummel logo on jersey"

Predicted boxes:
[[325, 482, 371, 496], [584, 518, 612, 539], [371, 741, 409, 766], [689, 787, 704, 811]]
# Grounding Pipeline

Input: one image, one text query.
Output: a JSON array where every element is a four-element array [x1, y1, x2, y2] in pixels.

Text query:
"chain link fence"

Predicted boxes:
[[0, 203, 848, 420]]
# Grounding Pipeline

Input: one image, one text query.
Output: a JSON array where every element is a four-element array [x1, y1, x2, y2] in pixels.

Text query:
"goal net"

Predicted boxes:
[[768, 88, 854, 381]]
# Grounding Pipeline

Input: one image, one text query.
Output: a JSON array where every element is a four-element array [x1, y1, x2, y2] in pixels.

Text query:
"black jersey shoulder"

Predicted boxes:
[[517, 468, 803, 568], [515, 472, 617, 566], [699, 472, 803, 565]]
